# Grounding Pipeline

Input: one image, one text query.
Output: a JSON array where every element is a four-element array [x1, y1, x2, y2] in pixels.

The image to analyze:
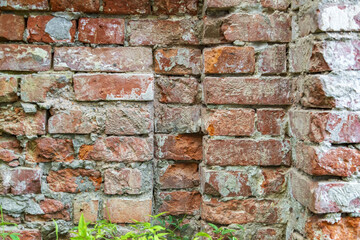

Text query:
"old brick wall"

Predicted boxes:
[[0, 0, 359, 239]]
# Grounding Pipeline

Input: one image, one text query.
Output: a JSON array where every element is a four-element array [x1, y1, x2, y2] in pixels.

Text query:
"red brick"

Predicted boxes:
[[8, 229, 42, 240], [129, 19, 200, 45], [156, 76, 200, 104], [155, 134, 202, 161], [74, 199, 99, 223], [289, 111, 360, 143], [222, 13, 291, 42], [260, 0, 289, 10], [200, 168, 252, 197], [74, 74, 154, 101], [306, 216, 360, 240], [0, 106, 46, 136], [0, 14, 24, 40], [154, 48, 202, 75], [26, 137, 74, 163], [301, 75, 336, 109], [103, 198, 152, 223], [48, 107, 101, 134], [0, 0, 48, 10], [0, 44, 51, 72], [153, 0, 198, 15], [202, 16, 228, 44], [79, 136, 153, 162], [204, 138, 291, 166], [33, 198, 70, 221], [206, 0, 243, 8], [0, 138, 21, 163], [159, 163, 199, 189], [4, 168, 42, 195], [54, 47, 153, 72], [105, 106, 152, 135], [0, 75, 18, 102], [204, 77, 293, 105], [257, 109, 286, 136], [260, 168, 287, 195], [27, 16, 76, 43], [47, 169, 102, 193], [50, 0, 100, 12], [155, 104, 201, 133], [103, 0, 150, 14], [259, 45, 287, 74], [78, 18, 125, 44], [295, 142, 360, 177], [21, 73, 72, 103], [201, 198, 283, 224], [203, 108, 255, 136], [204, 46, 255, 74], [104, 168, 142, 194], [158, 191, 201, 215], [291, 169, 360, 213]]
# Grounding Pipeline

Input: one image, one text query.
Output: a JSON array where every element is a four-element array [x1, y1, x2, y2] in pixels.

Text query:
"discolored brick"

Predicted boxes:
[[0, 75, 18, 102], [103, 0, 150, 15], [50, 0, 100, 12], [158, 191, 201, 215], [159, 163, 199, 189], [0, 14, 24, 40], [153, 0, 198, 15]]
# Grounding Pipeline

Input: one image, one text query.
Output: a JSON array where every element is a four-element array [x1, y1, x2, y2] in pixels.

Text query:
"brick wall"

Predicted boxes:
[[0, 0, 359, 239]]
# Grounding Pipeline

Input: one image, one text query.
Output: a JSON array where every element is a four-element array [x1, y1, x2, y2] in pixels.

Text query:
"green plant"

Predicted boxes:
[[0, 206, 20, 240], [53, 219, 59, 240]]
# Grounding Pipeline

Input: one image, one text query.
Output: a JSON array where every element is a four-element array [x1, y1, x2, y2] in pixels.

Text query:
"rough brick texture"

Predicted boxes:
[[0, 0, 357, 239]]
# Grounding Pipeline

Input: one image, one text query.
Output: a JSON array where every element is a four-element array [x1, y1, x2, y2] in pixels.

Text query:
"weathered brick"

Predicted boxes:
[[204, 77, 293, 105], [104, 168, 142, 195], [0, 44, 51, 72], [1, 168, 42, 195], [0, 106, 46, 136], [156, 76, 200, 104], [155, 104, 201, 133], [103, 0, 150, 14], [74, 199, 99, 223], [306, 216, 360, 240], [299, 3, 360, 37], [74, 74, 154, 101], [204, 46, 255, 74], [295, 142, 360, 177], [47, 169, 102, 193], [202, 16, 228, 44], [0, 14, 24, 40], [158, 191, 201, 215], [204, 138, 291, 166], [201, 167, 286, 197], [105, 106, 152, 135], [31, 198, 70, 221], [79, 136, 153, 162], [26, 137, 74, 163], [54, 47, 153, 72], [103, 198, 152, 223], [222, 13, 291, 42], [78, 18, 125, 44], [0, 0, 48, 10], [290, 40, 360, 73], [7, 230, 42, 240], [257, 109, 286, 136], [50, 0, 100, 12], [202, 198, 284, 224], [203, 108, 255, 136], [253, 227, 284, 240], [289, 111, 360, 143], [259, 45, 287, 74], [129, 19, 201, 45], [260, 0, 289, 10], [0, 75, 18, 102], [291, 169, 360, 213], [206, 0, 242, 8], [200, 168, 252, 197], [301, 73, 360, 110], [155, 134, 202, 161], [21, 73, 72, 103], [48, 107, 101, 134], [0, 137, 21, 163], [153, 0, 198, 15], [154, 48, 202, 75], [27, 16, 76, 43], [159, 163, 199, 189]]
